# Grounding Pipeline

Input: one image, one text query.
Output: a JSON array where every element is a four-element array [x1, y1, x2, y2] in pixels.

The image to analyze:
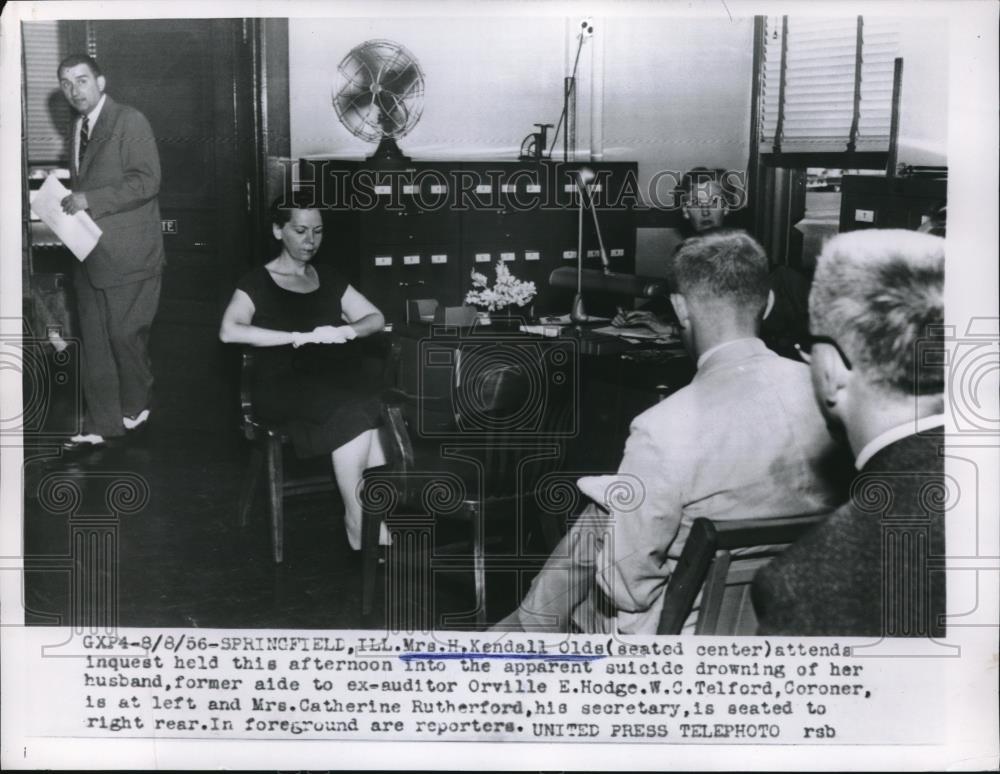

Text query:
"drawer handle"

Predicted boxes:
[[398, 280, 426, 288]]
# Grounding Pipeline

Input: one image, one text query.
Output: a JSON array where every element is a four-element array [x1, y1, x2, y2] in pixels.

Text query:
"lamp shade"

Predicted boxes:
[[548, 267, 669, 298]]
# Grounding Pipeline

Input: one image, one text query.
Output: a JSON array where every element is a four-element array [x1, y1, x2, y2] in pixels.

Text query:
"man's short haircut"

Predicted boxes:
[[810, 229, 945, 396], [57, 54, 102, 80], [269, 192, 322, 227], [670, 229, 770, 309]]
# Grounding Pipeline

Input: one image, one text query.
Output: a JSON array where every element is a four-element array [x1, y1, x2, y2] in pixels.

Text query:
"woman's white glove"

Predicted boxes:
[[293, 325, 357, 347]]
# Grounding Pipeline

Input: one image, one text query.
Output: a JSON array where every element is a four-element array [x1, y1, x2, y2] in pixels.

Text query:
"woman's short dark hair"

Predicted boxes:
[[269, 192, 321, 228]]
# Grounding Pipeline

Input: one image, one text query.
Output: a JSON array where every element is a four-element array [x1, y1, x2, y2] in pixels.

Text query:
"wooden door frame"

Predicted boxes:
[[74, 18, 268, 316]]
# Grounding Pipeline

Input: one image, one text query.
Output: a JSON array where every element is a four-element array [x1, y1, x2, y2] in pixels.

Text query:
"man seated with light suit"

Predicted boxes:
[[753, 229, 947, 637], [498, 230, 850, 634]]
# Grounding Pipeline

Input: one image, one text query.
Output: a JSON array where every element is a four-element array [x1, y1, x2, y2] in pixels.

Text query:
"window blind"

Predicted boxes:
[[22, 21, 71, 163], [760, 16, 899, 156]]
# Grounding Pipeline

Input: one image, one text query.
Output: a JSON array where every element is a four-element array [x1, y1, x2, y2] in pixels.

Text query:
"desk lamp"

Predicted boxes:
[[557, 167, 669, 321]]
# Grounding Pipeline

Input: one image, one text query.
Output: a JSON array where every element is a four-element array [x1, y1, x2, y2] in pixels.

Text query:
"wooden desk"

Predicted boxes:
[[389, 322, 695, 472]]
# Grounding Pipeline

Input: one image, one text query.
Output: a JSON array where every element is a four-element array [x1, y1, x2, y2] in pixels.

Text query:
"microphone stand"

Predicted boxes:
[[569, 168, 610, 324], [571, 184, 587, 322]]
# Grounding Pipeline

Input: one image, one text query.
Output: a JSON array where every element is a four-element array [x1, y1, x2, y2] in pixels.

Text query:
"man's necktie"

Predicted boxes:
[[79, 116, 90, 165]]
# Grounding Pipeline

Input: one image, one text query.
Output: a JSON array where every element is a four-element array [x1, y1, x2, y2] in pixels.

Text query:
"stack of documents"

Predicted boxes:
[[29, 174, 102, 261]]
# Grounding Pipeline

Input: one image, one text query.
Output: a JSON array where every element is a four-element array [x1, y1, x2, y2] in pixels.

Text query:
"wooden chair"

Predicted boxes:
[[236, 349, 337, 563], [657, 514, 828, 635], [360, 336, 573, 629]]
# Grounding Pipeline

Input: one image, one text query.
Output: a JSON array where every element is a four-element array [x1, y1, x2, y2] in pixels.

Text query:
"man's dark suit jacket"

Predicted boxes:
[[72, 95, 165, 288], [752, 427, 946, 637]]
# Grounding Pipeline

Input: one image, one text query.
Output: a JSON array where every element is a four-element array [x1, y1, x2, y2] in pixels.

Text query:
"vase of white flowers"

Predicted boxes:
[[464, 262, 537, 325]]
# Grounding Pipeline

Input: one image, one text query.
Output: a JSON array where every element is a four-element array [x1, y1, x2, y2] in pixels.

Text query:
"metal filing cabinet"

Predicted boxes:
[[838, 174, 947, 233], [299, 159, 638, 325]]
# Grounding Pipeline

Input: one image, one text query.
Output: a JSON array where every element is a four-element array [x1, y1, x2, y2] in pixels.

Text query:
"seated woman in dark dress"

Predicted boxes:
[[220, 196, 387, 550]]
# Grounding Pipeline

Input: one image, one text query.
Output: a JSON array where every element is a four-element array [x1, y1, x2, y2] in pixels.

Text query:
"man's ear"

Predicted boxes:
[[670, 293, 689, 327], [762, 289, 775, 320], [96, 75, 107, 94], [812, 345, 850, 410]]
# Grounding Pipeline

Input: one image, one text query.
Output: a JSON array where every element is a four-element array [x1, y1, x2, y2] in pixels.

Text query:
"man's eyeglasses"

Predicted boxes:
[[794, 334, 853, 369]]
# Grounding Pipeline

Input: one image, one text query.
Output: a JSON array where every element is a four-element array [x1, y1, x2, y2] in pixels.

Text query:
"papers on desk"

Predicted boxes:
[[591, 324, 673, 342], [29, 174, 102, 261], [519, 324, 562, 337], [536, 314, 612, 325]]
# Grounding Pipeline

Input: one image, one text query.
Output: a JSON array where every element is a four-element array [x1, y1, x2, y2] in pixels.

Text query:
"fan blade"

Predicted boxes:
[[342, 45, 383, 89], [342, 100, 382, 142], [378, 62, 420, 99], [375, 91, 410, 134], [335, 86, 375, 116]]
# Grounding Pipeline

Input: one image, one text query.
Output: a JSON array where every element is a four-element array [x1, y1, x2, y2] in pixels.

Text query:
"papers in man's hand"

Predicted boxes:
[[30, 174, 102, 261]]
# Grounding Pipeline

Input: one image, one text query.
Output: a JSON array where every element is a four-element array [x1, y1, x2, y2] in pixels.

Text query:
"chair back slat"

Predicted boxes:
[[658, 518, 718, 634], [657, 513, 829, 635], [240, 349, 258, 440]]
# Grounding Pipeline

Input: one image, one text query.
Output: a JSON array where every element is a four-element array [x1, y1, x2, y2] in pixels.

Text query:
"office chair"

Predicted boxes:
[[236, 349, 338, 563], [360, 337, 573, 629], [657, 513, 828, 635]]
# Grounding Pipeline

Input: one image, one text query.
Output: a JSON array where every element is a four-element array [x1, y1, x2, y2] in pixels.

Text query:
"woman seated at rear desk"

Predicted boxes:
[[220, 195, 387, 550], [613, 167, 810, 355], [612, 167, 730, 336]]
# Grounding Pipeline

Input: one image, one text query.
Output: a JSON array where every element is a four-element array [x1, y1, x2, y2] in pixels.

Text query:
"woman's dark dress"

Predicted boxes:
[[236, 264, 382, 458]]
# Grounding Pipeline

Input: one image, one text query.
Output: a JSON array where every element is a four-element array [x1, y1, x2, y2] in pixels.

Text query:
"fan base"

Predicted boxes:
[[366, 136, 411, 165]]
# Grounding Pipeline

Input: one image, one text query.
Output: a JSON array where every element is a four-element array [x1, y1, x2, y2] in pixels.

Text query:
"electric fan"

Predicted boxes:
[[332, 39, 425, 163]]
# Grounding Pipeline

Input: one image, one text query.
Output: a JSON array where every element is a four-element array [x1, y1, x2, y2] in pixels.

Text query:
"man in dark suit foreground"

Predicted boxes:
[[753, 229, 947, 637], [58, 54, 164, 451]]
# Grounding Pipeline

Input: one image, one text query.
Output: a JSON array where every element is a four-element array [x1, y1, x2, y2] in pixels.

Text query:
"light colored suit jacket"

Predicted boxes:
[[72, 95, 165, 288], [586, 337, 847, 633]]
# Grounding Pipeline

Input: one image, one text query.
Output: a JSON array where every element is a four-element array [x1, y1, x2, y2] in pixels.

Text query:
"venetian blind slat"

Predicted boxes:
[[760, 15, 900, 155], [23, 21, 70, 163]]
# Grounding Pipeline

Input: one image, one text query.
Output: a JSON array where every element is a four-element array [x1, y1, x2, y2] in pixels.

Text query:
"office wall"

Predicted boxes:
[[288, 15, 756, 201]]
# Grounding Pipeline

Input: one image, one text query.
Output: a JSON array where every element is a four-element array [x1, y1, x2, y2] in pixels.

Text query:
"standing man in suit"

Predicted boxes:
[[753, 229, 947, 637], [498, 230, 850, 633], [58, 54, 164, 451]]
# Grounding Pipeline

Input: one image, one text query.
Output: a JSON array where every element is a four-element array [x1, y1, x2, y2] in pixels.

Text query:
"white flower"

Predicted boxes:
[[465, 262, 537, 311]]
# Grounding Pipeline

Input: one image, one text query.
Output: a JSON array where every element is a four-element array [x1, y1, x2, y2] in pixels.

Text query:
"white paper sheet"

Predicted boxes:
[[29, 174, 102, 261], [591, 324, 671, 341]]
